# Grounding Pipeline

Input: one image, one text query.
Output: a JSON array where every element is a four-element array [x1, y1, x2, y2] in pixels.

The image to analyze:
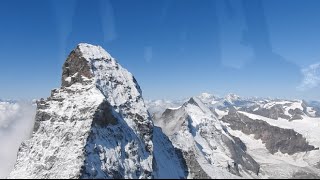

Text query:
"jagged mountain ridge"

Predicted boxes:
[[150, 93, 320, 178], [147, 93, 320, 122]]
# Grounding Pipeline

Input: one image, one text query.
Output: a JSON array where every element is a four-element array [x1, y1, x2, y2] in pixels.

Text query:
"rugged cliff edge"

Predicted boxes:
[[8, 43, 154, 179]]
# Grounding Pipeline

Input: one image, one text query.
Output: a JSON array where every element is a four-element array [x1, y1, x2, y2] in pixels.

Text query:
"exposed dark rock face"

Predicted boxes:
[[92, 100, 118, 126], [221, 134, 260, 176], [221, 110, 317, 155], [229, 134, 247, 152], [187, 97, 203, 109], [174, 148, 189, 177], [181, 151, 211, 179], [288, 108, 304, 121], [241, 104, 291, 120], [61, 49, 94, 87]]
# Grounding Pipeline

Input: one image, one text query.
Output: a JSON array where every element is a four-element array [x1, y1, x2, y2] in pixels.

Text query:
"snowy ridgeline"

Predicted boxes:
[[3, 43, 320, 179], [148, 93, 320, 179]]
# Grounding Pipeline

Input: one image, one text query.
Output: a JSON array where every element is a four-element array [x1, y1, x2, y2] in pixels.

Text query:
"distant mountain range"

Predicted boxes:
[[147, 93, 320, 178], [3, 44, 320, 179]]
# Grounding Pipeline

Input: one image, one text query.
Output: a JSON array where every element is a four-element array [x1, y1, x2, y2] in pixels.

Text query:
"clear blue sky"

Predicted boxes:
[[1, 0, 320, 101]]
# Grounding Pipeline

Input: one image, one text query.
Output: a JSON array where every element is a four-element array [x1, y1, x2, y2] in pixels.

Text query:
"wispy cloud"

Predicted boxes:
[[100, 0, 117, 43], [0, 101, 36, 178], [50, 0, 76, 58], [297, 63, 320, 91], [144, 46, 153, 63]]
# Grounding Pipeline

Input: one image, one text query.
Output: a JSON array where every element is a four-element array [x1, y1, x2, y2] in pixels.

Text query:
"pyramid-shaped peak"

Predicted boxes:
[[9, 43, 154, 179], [185, 97, 212, 113], [187, 97, 202, 106]]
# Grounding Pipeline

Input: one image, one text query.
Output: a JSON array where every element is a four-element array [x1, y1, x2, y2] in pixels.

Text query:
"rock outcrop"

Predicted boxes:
[[221, 109, 317, 155]]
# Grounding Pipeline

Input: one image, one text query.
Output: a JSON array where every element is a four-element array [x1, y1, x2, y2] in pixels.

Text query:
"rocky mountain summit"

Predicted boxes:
[[9, 43, 156, 179]]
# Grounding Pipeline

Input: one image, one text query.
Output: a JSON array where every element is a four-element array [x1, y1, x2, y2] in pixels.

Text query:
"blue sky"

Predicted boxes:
[[1, 0, 320, 101]]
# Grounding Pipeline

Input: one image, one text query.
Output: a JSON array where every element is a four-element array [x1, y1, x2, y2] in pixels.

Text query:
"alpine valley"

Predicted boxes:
[[6, 44, 320, 179]]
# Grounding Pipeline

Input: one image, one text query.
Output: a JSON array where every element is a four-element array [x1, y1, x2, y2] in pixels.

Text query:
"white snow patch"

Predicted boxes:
[[307, 107, 316, 117], [77, 43, 112, 60]]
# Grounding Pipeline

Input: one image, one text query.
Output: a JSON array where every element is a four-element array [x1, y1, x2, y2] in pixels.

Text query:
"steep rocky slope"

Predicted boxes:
[[9, 43, 155, 179]]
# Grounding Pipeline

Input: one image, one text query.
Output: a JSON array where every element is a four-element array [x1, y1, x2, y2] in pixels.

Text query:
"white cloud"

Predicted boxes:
[[297, 63, 320, 91], [144, 46, 153, 63], [0, 101, 36, 178]]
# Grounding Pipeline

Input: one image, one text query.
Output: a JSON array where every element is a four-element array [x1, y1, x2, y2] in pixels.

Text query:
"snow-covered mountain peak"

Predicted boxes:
[[77, 43, 112, 60], [186, 97, 202, 106], [185, 97, 213, 114], [9, 44, 154, 179], [61, 43, 143, 107], [196, 92, 219, 105], [226, 93, 241, 102], [61, 43, 114, 87]]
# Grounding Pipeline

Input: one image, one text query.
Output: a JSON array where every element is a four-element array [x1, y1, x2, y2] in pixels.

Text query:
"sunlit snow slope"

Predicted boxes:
[[151, 93, 320, 179]]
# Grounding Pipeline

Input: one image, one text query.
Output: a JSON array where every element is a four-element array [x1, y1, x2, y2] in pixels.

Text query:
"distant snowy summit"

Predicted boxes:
[[148, 92, 320, 121]]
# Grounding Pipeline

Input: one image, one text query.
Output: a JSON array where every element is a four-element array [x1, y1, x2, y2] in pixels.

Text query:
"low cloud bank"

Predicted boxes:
[[0, 101, 36, 178]]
